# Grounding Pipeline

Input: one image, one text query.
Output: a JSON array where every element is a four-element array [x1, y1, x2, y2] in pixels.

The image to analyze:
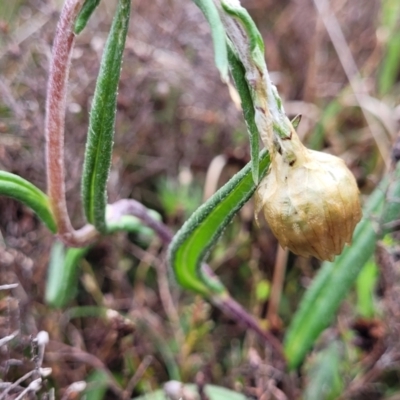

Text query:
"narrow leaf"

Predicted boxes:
[[81, 0, 131, 233], [168, 150, 270, 297], [192, 0, 229, 81], [74, 0, 102, 34], [45, 240, 89, 308], [106, 212, 160, 237], [378, 0, 400, 95], [355, 259, 378, 318], [284, 164, 400, 369], [228, 44, 259, 184], [0, 171, 56, 232]]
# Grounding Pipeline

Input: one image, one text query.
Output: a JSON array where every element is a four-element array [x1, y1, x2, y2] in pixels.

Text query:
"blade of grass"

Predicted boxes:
[[81, 0, 131, 233], [378, 0, 400, 95], [168, 150, 270, 297], [284, 164, 400, 369], [0, 171, 56, 233], [192, 0, 229, 81]]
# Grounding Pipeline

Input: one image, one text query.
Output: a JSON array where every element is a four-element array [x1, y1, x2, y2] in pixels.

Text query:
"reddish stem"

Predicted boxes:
[[45, 0, 98, 247]]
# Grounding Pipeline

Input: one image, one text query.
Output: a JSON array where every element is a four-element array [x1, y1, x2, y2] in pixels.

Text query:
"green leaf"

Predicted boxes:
[[65, 306, 108, 321], [378, 0, 400, 95], [74, 0, 102, 34], [0, 171, 56, 233], [106, 214, 158, 237], [85, 369, 109, 400], [45, 240, 89, 308], [192, 0, 229, 81], [81, 0, 131, 233], [228, 44, 260, 184], [168, 150, 270, 297], [355, 259, 378, 318], [284, 164, 400, 369]]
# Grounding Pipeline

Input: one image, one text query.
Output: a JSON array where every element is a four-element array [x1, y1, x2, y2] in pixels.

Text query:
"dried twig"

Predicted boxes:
[[267, 245, 288, 329]]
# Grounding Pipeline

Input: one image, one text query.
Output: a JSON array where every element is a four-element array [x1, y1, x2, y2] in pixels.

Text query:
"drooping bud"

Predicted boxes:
[[256, 129, 362, 261]]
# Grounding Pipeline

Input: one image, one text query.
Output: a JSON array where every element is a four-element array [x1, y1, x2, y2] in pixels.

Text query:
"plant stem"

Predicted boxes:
[[45, 0, 98, 247], [109, 199, 174, 244], [267, 245, 288, 329]]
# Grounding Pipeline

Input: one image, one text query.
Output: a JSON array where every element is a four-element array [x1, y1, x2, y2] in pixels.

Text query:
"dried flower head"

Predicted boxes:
[[256, 130, 362, 261]]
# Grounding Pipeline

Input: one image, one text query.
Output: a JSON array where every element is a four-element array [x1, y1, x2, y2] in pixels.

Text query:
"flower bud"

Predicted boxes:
[[256, 132, 362, 261]]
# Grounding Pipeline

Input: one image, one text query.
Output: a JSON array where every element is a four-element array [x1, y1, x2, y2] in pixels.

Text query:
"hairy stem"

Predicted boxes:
[[45, 0, 98, 247]]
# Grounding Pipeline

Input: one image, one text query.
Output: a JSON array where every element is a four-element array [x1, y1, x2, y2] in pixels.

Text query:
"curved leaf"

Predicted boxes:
[[81, 0, 131, 233], [192, 0, 229, 81], [0, 171, 56, 232], [168, 150, 270, 297], [45, 240, 89, 308]]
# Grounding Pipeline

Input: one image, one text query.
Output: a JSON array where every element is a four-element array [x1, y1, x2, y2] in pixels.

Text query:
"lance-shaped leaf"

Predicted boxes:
[[284, 164, 400, 369], [81, 0, 130, 233], [45, 240, 89, 308], [0, 171, 56, 233], [192, 0, 229, 81], [168, 150, 270, 297], [74, 0, 102, 34]]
